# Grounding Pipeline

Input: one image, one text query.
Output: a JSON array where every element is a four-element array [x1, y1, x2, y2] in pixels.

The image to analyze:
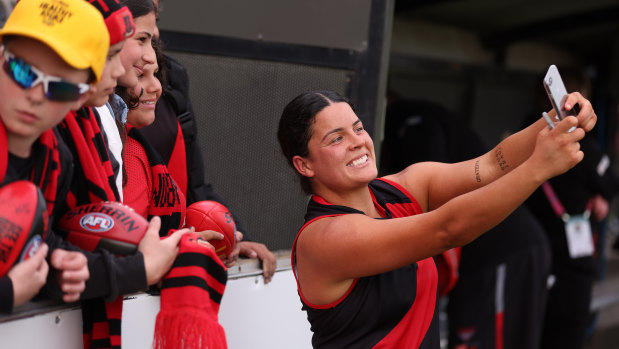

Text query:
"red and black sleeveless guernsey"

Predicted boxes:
[[292, 178, 440, 349]]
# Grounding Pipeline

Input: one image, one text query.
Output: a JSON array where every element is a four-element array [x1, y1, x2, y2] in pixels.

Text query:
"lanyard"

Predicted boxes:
[[541, 181, 592, 223]]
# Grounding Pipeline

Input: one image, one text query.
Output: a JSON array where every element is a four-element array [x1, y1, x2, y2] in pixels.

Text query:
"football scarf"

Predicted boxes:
[[153, 232, 228, 349], [126, 125, 185, 236], [57, 107, 123, 349], [59, 107, 120, 208]]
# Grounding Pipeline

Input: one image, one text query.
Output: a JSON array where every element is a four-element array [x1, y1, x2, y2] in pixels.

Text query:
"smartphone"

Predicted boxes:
[[543, 65, 580, 120]]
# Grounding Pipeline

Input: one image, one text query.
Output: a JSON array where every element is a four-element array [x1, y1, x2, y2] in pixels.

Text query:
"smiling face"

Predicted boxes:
[[293, 102, 377, 195], [126, 61, 160, 128], [117, 11, 156, 88]]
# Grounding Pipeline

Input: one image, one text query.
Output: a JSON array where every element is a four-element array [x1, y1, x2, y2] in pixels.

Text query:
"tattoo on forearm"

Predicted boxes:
[[475, 159, 481, 182], [495, 147, 509, 171]]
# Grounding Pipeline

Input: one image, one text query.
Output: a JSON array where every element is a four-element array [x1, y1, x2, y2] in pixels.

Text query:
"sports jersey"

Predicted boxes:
[[292, 178, 440, 348], [123, 125, 186, 236]]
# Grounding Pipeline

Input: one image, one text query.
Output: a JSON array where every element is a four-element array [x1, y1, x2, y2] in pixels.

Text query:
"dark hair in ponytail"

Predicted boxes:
[[277, 90, 351, 195]]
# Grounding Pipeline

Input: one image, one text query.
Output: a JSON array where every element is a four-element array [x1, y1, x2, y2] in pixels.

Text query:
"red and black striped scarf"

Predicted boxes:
[[58, 107, 123, 349], [153, 232, 228, 349], [0, 120, 61, 220], [59, 107, 120, 208], [126, 125, 185, 236]]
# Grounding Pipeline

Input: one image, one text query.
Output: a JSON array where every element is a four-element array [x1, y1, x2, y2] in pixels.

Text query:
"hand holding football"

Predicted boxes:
[[185, 200, 237, 260]]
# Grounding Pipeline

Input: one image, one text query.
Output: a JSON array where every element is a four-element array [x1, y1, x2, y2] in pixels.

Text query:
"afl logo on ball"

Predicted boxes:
[[80, 213, 114, 233], [20, 235, 42, 262]]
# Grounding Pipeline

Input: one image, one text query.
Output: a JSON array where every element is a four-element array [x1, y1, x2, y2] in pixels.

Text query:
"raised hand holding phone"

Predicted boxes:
[[543, 65, 581, 122]]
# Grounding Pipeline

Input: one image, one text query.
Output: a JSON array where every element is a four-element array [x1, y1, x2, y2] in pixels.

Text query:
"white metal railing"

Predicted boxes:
[[0, 251, 313, 349]]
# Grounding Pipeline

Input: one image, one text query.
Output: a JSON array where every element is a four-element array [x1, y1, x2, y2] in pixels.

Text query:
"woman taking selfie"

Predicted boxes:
[[277, 90, 596, 348]]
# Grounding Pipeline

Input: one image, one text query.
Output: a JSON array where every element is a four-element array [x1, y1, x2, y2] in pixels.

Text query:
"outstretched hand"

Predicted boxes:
[[50, 249, 89, 303], [8, 243, 49, 308]]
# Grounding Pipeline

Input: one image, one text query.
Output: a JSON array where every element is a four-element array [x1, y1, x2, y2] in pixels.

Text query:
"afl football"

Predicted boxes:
[[0, 180, 47, 276], [185, 200, 237, 259], [57, 201, 148, 256]]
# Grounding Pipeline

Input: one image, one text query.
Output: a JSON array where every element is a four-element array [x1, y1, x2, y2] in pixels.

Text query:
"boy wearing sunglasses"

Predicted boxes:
[[0, 0, 109, 312]]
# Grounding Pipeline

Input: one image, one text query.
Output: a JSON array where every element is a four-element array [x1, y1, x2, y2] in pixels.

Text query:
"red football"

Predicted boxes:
[[185, 200, 237, 259], [0, 180, 47, 277], [56, 201, 148, 256]]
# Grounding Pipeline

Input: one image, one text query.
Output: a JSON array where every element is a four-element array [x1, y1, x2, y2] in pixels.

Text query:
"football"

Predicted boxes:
[[0, 181, 47, 277], [56, 201, 148, 256], [185, 200, 237, 259]]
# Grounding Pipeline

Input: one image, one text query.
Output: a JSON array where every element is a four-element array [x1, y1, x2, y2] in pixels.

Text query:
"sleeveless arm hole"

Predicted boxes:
[[291, 215, 359, 310]]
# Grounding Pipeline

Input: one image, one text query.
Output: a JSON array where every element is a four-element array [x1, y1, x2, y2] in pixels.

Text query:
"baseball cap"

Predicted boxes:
[[88, 0, 135, 45], [0, 0, 110, 82]]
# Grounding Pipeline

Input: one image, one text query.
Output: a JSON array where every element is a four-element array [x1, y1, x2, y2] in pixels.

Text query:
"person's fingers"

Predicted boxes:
[[163, 227, 192, 247], [222, 241, 241, 266], [553, 115, 579, 133], [36, 255, 50, 277], [230, 241, 241, 257], [61, 279, 86, 294], [49, 249, 66, 269], [579, 109, 597, 132], [238, 241, 258, 258], [564, 93, 596, 132], [61, 264, 90, 283], [263, 262, 275, 284], [138, 216, 162, 251], [237, 241, 277, 283], [223, 258, 234, 267], [51, 250, 87, 271], [50, 250, 90, 297], [63, 291, 82, 303], [195, 229, 224, 241], [260, 249, 277, 284], [563, 91, 583, 112], [196, 239, 215, 250], [30, 243, 49, 266], [148, 216, 162, 234]]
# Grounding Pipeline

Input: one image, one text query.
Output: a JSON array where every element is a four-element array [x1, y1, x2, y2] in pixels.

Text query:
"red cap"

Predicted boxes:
[[88, 0, 135, 45]]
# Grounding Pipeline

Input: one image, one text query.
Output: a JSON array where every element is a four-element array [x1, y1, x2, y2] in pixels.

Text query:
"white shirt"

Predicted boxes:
[[96, 103, 124, 202]]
